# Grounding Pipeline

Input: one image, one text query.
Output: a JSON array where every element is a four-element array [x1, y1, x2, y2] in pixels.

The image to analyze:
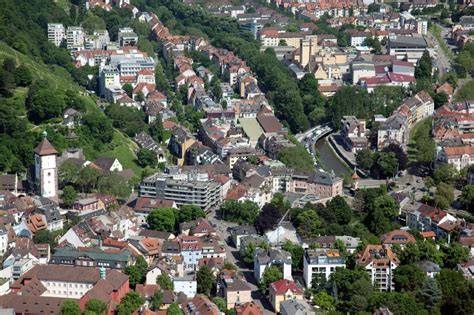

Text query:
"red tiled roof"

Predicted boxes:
[[269, 279, 303, 295]]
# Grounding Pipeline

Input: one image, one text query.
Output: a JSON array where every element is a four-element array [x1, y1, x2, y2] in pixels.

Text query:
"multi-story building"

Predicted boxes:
[[377, 113, 408, 150], [356, 245, 399, 291], [340, 116, 368, 153], [0, 224, 7, 255], [118, 27, 138, 46], [47, 23, 65, 47], [66, 26, 85, 51], [139, 169, 221, 211], [50, 246, 134, 269], [303, 248, 346, 288], [217, 269, 252, 309], [288, 171, 343, 199], [439, 146, 474, 171], [254, 248, 292, 282], [34, 136, 58, 200], [388, 36, 429, 63], [6, 265, 129, 315]]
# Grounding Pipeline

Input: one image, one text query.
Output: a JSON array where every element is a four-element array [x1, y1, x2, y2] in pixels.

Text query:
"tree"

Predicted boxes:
[[157, 273, 174, 290], [436, 269, 474, 314], [371, 151, 399, 179], [259, 265, 283, 292], [433, 163, 457, 184], [219, 200, 259, 224], [294, 209, 321, 239], [282, 240, 304, 270], [33, 229, 57, 248], [313, 291, 335, 311], [255, 203, 283, 232], [243, 241, 256, 265], [116, 292, 144, 315], [440, 243, 469, 268], [382, 143, 408, 170], [365, 195, 399, 235], [97, 174, 131, 199], [122, 83, 133, 97], [0, 68, 15, 97], [61, 185, 77, 208], [325, 195, 352, 225], [124, 265, 142, 288], [176, 205, 205, 223], [393, 264, 426, 292], [460, 184, 474, 213], [419, 277, 441, 310], [29, 88, 66, 123], [356, 148, 374, 171], [433, 92, 449, 108], [415, 50, 433, 81], [3, 57, 16, 73], [167, 303, 183, 315], [436, 182, 454, 205], [137, 148, 158, 168], [212, 297, 226, 312], [82, 113, 114, 145], [150, 117, 165, 143], [151, 290, 163, 311], [147, 208, 176, 232], [14, 65, 32, 87], [76, 167, 100, 193], [60, 300, 81, 315], [196, 265, 215, 296], [85, 299, 107, 315]]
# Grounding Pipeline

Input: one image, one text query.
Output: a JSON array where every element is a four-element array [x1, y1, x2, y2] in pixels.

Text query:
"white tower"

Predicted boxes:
[[34, 132, 58, 199]]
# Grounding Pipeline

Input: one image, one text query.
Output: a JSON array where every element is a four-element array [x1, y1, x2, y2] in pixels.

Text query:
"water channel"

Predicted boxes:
[[314, 137, 351, 177]]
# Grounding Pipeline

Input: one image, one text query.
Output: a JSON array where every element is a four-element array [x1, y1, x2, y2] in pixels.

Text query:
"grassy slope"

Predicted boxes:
[[0, 42, 141, 176]]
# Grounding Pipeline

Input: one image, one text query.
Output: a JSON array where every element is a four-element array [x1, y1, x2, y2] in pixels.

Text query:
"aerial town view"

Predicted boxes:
[[1, 0, 474, 314]]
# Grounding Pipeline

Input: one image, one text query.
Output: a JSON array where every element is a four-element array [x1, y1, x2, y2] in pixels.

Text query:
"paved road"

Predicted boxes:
[[426, 28, 451, 78]]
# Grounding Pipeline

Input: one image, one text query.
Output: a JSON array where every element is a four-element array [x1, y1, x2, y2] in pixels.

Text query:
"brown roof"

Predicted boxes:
[[256, 113, 283, 133], [34, 138, 58, 156], [136, 284, 160, 299], [133, 197, 175, 212], [380, 229, 416, 245], [356, 245, 399, 267], [235, 302, 264, 315], [444, 146, 474, 157], [0, 293, 69, 314], [460, 236, 474, 247], [182, 295, 219, 315]]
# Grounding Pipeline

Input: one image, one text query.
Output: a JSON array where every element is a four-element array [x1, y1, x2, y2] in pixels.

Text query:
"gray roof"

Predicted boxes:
[[416, 260, 441, 273], [255, 248, 292, 265], [51, 246, 132, 263], [230, 225, 257, 237], [389, 36, 427, 49], [280, 299, 315, 315]]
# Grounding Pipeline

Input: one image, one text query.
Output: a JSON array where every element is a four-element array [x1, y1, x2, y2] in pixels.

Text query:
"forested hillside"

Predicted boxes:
[[0, 0, 139, 175]]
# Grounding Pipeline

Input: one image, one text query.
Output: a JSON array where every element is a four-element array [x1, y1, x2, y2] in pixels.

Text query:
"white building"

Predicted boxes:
[[173, 275, 197, 298], [356, 245, 399, 291], [0, 225, 8, 255], [303, 249, 346, 288], [439, 147, 474, 171], [66, 26, 85, 51], [254, 248, 292, 282], [416, 20, 428, 36], [47, 23, 65, 47], [34, 135, 58, 200]]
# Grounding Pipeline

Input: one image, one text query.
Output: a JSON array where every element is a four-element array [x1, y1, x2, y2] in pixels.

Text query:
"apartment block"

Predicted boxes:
[[47, 23, 65, 47], [66, 26, 85, 51], [303, 248, 346, 288]]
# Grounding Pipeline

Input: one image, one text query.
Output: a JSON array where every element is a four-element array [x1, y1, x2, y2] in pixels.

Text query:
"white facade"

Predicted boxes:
[[416, 20, 428, 36], [303, 250, 346, 288], [0, 230, 8, 255], [48, 23, 65, 47], [35, 154, 58, 199], [42, 280, 94, 298], [173, 276, 197, 298], [364, 260, 397, 291], [66, 26, 85, 51]]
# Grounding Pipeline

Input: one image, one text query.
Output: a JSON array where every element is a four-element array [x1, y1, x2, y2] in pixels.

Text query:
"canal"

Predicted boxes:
[[314, 137, 351, 177]]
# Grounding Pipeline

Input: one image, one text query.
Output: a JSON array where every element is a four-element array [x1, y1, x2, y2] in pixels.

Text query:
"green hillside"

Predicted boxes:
[[0, 41, 141, 176]]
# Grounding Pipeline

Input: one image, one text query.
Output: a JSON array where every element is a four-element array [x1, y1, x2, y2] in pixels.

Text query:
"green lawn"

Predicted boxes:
[[102, 131, 142, 176]]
